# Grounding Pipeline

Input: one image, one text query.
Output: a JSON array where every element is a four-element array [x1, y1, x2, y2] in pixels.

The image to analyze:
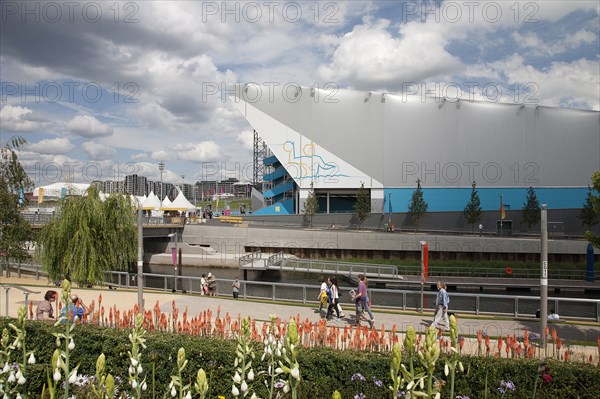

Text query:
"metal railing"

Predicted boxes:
[[238, 251, 263, 268], [21, 212, 185, 226], [4, 262, 599, 321], [281, 259, 401, 279], [394, 265, 591, 280], [1, 285, 41, 318], [102, 271, 600, 322]]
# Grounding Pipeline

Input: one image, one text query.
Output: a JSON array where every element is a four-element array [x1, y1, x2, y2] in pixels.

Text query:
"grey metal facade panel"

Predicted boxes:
[[231, 85, 600, 189]]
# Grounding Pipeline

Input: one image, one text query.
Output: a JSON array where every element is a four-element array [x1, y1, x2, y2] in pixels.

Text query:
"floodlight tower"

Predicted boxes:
[[159, 161, 165, 200]]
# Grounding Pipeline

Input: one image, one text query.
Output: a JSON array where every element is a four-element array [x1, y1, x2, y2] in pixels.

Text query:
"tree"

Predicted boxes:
[[408, 179, 428, 232], [584, 171, 600, 249], [37, 186, 138, 285], [580, 185, 599, 231], [463, 181, 482, 233], [521, 187, 541, 231], [303, 182, 319, 228], [0, 137, 34, 267], [354, 182, 371, 228]]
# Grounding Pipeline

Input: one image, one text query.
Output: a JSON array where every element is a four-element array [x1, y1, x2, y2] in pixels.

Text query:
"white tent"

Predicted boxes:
[[34, 182, 90, 198], [162, 189, 196, 211], [161, 196, 172, 209], [142, 191, 161, 210]]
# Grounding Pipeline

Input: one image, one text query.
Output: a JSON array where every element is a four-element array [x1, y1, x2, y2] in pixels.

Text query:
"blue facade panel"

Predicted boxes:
[[253, 198, 294, 215], [384, 187, 589, 213]]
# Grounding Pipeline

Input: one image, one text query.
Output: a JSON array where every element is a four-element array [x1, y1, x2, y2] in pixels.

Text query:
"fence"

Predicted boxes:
[[4, 263, 596, 321]]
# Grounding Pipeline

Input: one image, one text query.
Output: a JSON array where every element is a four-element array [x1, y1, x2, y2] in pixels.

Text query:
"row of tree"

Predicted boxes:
[[305, 179, 600, 234], [1, 137, 600, 286]]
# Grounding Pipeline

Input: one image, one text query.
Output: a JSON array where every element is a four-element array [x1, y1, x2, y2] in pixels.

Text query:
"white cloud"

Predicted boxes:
[[480, 55, 600, 110], [66, 115, 113, 138], [0, 105, 44, 132], [512, 29, 597, 56], [151, 142, 222, 163], [26, 138, 74, 154], [319, 17, 463, 89], [130, 153, 148, 160], [82, 141, 116, 160], [236, 130, 254, 151]]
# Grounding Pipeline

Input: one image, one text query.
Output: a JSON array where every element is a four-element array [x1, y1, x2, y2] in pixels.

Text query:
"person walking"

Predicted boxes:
[[432, 281, 450, 331], [317, 276, 328, 315], [232, 276, 241, 299], [353, 274, 374, 328], [325, 277, 340, 320]]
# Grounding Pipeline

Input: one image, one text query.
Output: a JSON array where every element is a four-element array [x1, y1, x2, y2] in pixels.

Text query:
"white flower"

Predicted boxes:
[[248, 369, 255, 381], [184, 391, 192, 399], [275, 367, 284, 375], [7, 373, 16, 383], [129, 366, 134, 375], [68, 340, 75, 350], [233, 372, 241, 384], [137, 365, 143, 374], [283, 382, 290, 393], [444, 364, 449, 376], [132, 380, 138, 389], [170, 386, 177, 397], [251, 394, 257, 399], [2, 363, 9, 373], [53, 370, 61, 381], [17, 374, 26, 385], [290, 366, 300, 380], [131, 358, 138, 367], [232, 385, 240, 397], [142, 381, 147, 391], [68, 372, 77, 384], [28, 353, 36, 364], [16, 394, 22, 399], [241, 380, 248, 392]]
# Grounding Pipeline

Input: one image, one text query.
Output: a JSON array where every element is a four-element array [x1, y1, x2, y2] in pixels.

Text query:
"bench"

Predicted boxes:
[[219, 216, 243, 224]]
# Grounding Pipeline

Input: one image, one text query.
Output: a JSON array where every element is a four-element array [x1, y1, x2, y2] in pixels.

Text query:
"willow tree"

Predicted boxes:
[[36, 186, 137, 285], [584, 171, 600, 249], [0, 137, 34, 266]]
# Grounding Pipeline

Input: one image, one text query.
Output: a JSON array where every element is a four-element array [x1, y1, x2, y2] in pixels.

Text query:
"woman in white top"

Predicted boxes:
[[325, 277, 341, 319]]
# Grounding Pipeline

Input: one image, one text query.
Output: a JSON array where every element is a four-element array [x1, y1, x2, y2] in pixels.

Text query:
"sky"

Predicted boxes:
[[1, 0, 599, 189]]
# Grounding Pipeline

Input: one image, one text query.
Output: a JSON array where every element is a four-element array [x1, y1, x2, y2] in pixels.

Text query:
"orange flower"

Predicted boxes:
[[551, 328, 557, 343], [564, 351, 570, 362], [497, 336, 503, 353]]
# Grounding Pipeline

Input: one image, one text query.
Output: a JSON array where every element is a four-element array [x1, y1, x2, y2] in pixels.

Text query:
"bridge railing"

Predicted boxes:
[[281, 259, 401, 279], [238, 251, 262, 268]]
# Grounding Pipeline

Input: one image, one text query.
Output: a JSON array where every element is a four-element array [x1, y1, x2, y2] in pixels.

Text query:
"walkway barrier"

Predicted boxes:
[[1, 285, 41, 318], [3, 262, 599, 321]]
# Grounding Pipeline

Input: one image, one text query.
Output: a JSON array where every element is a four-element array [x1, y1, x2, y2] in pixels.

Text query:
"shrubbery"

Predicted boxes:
[[1, 318, 599, 398]]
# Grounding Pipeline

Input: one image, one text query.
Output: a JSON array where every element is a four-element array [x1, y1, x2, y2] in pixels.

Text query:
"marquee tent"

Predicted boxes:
[[162, 189, 196, 211]]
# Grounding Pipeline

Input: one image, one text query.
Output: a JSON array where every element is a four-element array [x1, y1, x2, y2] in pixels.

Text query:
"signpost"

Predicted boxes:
[[420, 241, 428, 313]]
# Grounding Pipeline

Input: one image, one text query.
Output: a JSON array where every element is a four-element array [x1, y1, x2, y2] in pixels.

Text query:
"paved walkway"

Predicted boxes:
[[2, 275, 599, 358]]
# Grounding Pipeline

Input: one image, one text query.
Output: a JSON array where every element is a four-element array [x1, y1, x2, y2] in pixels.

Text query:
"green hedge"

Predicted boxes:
[[2, 320, 599, 398]]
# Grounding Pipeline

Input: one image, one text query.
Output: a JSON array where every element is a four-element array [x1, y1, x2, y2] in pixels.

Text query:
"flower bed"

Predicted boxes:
[[2, 280, 599, 399]]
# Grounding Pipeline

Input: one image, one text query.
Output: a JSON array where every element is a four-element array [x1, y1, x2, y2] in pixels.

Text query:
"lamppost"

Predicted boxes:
[[133, 196, 144, 310], [168, 232, 178, 292], [159, 161, 165, 201]]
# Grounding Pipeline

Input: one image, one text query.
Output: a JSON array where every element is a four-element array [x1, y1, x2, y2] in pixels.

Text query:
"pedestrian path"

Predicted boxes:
[[2, 275, 598, 352]]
